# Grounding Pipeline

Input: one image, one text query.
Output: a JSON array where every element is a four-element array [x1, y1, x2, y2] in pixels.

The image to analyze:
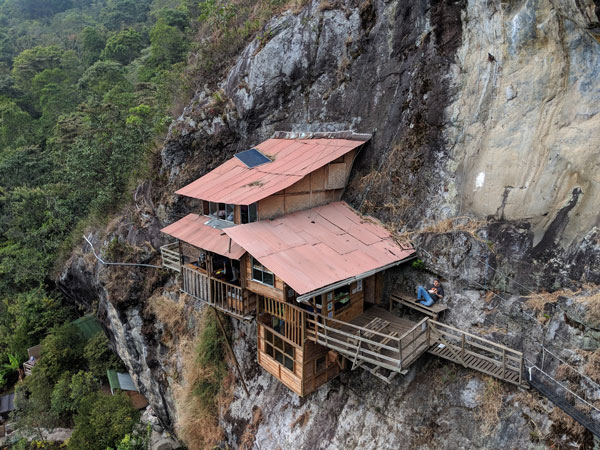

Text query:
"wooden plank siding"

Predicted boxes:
[[257, 151, 356, 220], [244, 255, 285, 300], [257, 323, 304, 395]]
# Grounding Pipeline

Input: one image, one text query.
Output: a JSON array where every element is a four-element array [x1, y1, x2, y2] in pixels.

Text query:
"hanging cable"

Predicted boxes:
[[83, 235, 163, 269]]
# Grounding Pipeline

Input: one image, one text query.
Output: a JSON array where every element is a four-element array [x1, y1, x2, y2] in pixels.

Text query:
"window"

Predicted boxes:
[[207, 202, 234, 222], [241, 203, 258, 224], [264, 329, 294, 372], [252, 257, 274, 286], [333, 285, 350, 312]]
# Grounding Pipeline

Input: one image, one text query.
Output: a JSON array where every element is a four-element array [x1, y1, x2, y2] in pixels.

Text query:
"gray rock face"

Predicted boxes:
[[56, 0, 600, 447]]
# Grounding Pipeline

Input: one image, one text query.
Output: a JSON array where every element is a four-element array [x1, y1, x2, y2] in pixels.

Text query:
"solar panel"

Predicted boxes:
[[235, 148, 271, 168]]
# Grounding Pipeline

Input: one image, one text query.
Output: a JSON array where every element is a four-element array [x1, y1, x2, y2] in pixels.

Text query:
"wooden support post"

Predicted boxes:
[[519, 355, 523, 386], [461, 333, 466, 367], [502, 348, 506, 380], [426, 321, 431, 347], [214, 308, 250, 398]]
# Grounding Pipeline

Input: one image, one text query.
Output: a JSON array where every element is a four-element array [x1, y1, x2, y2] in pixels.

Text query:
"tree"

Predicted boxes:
[[37, 323, 85, 384], [11, 46, 63, 92], [80, 27, 106, 65], [77, 60, 127, 98], [68, 392, 139, 450], [51, 370, 99, 419], [0, 97, 32, 149], [100, 0, 150, 30], [84, 333, 122, 378], [101, 29, 146, 65], [149, 19, 187, 66]]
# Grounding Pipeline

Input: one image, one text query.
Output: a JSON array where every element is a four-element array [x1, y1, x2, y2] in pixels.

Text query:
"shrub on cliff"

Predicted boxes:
[[68, 391, 140, 450]]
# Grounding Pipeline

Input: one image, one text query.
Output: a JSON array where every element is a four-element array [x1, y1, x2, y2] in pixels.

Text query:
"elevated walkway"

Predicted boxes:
[[427, 320, 525, 387], [305, 306, 526, 386]]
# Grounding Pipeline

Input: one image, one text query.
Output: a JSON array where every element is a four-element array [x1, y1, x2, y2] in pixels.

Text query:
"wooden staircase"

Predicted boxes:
[[427, 320, 526, 387]]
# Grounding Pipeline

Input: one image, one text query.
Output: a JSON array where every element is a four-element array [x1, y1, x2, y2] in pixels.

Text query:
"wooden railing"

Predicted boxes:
[[160, 242, 181, 272], [428, 320, 524, 386], [258, 296, 305, 347], [181, 266, 247, 319], [306, 314, 430, 373]]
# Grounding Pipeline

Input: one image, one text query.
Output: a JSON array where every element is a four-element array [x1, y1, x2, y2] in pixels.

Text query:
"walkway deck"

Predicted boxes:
[[308, 306, 430, 382]]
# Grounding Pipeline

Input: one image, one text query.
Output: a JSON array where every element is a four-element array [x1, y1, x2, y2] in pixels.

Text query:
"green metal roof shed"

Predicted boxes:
[[71, 315, 103, 340]]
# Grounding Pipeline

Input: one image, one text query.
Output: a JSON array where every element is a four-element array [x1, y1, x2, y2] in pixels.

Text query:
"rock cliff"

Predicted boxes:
[[58, 0, 600, 448]]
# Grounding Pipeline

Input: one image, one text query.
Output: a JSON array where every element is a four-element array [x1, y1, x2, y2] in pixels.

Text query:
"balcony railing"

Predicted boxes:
[[160, 242, 181, 272], [181, 265, 251, 319]]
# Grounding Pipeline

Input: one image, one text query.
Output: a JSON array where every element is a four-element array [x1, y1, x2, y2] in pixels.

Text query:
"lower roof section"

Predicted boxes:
[[224, 202, 415, 296], [161, 214, 246, 260]]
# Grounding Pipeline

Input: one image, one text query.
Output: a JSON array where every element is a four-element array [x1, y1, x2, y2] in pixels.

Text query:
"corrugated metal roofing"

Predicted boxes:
[[71, 315, 103, 341], [161, 214, 245, 260], [175, 137, 368, 205], [225, 202, 415, 295], [0, 394, 14, 414], [107, 370, 138, 393]]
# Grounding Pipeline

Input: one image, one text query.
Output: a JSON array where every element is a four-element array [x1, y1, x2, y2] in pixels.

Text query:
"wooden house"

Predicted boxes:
[[161, 132, 424, 395], [161, 131, 372, 320]]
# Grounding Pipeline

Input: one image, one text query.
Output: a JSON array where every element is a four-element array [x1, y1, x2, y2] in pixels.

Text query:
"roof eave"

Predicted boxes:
[[295, 253, 416, 303]]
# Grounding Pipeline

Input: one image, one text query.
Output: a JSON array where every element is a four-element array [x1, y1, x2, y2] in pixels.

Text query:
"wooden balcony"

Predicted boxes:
[[160, 242, 181, 272], [181, 265, 253, 320]]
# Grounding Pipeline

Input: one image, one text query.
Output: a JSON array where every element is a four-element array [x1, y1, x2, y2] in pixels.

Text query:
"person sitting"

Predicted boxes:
[[416, 279, 444, 307], [28, 355, 36, 366]]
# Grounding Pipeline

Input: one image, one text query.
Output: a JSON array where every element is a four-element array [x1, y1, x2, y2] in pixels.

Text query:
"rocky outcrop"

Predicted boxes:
[[57, 0, 600, 447]]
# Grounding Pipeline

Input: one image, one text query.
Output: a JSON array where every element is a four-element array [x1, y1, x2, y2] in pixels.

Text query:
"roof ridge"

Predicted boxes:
[[272, 130, 372, 141]]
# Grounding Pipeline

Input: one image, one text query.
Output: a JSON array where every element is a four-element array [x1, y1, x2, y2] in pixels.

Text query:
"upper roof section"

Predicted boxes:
[[175, 131, 371, 205], [224, 202, 415, 296], [161, 213, 246, 260]]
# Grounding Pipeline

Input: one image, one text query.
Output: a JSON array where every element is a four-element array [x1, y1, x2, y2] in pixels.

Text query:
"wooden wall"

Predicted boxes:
[[317, 279, 365, 323], [244, 255, 285, 300], [257, 324, 303, 396], [302, 340, 341, 396], [257, 151, 356, 220]]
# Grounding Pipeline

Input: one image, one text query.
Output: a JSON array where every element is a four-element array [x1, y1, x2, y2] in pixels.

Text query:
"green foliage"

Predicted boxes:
[[0, 291, 73, 363], [193, 309, 227, 412], [150, 19, 188, 66], [68, 392, 140, 450], [80, 27, 106, 65], [50, 370, 99, 419], [0, 98, 32, 148], [84, 332, 122, 378], [0, 353, 20, 386], [37, 324, 85, 384], [101, 29, 147, 65], [411, 259, 425, 270], [11, 46, 63, 92]]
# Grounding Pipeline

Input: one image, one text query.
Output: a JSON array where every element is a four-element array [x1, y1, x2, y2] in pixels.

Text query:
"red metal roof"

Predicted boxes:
[[224, 202, 415, 295], [161, 214, 245, 260], [175, 137, 368, 205]]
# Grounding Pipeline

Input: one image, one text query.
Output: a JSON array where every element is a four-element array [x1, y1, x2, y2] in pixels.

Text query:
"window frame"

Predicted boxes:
[[264, 329, 294, 372], [241, 203, 258, 224], [252, 257, 274, 287]]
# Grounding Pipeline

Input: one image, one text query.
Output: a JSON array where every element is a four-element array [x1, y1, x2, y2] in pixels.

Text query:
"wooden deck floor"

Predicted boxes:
[[314, 306, 431, 380]]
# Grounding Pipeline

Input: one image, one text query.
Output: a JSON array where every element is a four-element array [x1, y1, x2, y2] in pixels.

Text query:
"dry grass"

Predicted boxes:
[[238, 406, 264, 450], [146, 293, 189, 341], [583, 349, 600, 384], [172, 308, 233, 449], [574, 289, 600, 323], [476, 376, 504, 433], [524, 288, 578, 324], [549, 406, 586, 437], [394, 216, 488, 247]]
